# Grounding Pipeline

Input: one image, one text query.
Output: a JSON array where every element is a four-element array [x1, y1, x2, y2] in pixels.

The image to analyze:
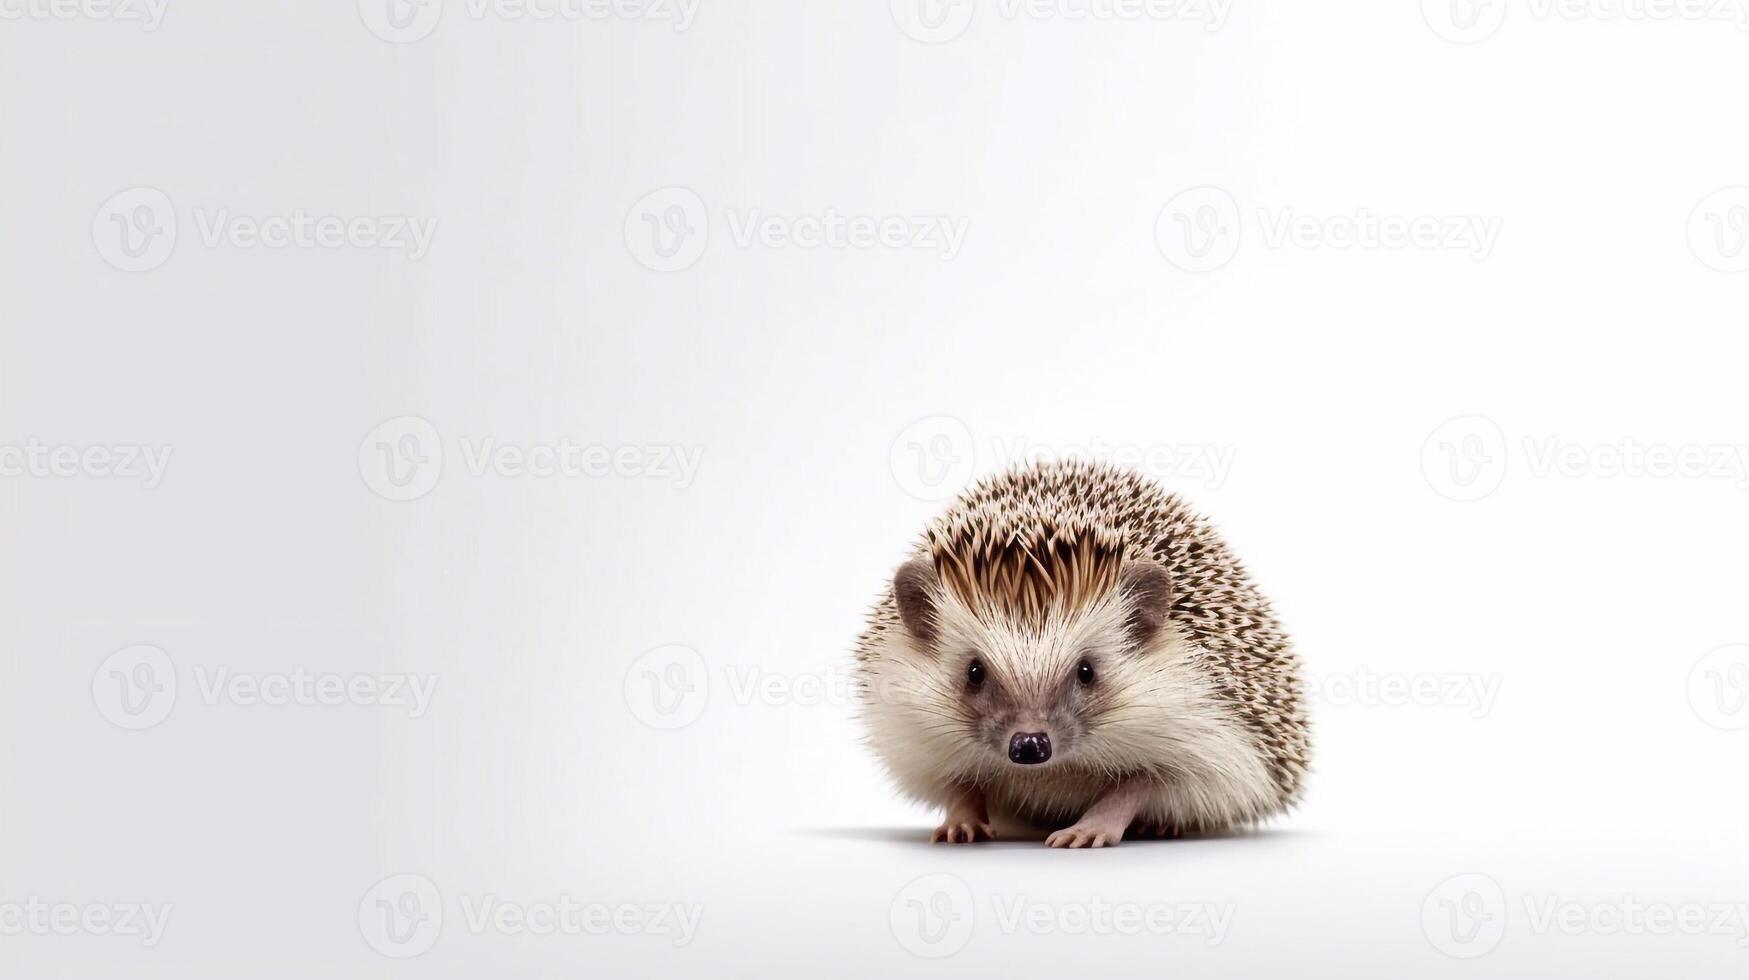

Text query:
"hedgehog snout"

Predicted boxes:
[[1007, 731, 1052, 765]]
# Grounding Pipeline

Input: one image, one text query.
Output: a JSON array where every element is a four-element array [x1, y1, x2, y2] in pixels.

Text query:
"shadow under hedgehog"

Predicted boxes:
[[854, 459, 1309, 848]]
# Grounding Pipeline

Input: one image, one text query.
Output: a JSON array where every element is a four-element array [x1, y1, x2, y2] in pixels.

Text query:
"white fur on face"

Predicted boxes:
[[857, 585, 1283, 833]]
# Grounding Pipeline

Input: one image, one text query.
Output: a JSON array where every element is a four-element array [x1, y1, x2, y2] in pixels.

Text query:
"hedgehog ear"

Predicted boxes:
[[1120, 561, 1174, 649], [893, 558, 942, 650]]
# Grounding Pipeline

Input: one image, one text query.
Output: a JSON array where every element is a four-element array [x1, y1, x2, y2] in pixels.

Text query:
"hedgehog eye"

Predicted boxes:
[[1077, 660, 1096, 687], [967, 659, 986, 687]]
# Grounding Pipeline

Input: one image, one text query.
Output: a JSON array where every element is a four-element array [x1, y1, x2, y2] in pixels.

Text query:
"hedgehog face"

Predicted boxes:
[[889, 556, 1175, 772]]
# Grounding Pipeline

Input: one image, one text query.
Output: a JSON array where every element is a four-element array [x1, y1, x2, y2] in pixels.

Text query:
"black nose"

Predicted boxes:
[[1008, 731, 1051, 765]]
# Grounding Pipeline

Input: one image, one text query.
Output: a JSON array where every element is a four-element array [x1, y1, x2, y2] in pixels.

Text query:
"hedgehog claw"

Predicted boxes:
[[931, 821, 994, 844], [1046, 822, 1125, 849]]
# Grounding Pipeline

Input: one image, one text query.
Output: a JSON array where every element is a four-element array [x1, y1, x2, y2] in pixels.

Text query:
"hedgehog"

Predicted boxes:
[[854, 459, 1308, 847]]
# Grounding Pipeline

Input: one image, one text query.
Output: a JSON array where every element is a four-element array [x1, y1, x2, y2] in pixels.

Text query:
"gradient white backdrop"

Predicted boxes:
[[3, 0, 1749, 976]]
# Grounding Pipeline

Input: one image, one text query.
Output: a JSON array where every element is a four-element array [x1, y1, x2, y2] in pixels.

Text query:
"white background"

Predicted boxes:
[[3, 0, 1748, 976]]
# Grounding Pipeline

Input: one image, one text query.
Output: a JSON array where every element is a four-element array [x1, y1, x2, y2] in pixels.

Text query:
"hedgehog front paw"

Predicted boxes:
[[931, 819, 995, 843], [1045, 820, 1126, 849]]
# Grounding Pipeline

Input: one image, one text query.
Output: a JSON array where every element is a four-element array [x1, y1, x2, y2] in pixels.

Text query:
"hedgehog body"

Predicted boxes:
[[854, 459, 1308, 844]]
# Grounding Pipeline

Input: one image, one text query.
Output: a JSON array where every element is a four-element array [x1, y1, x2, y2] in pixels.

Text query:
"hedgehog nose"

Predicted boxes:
[[1008, 731, 1051, 765]]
